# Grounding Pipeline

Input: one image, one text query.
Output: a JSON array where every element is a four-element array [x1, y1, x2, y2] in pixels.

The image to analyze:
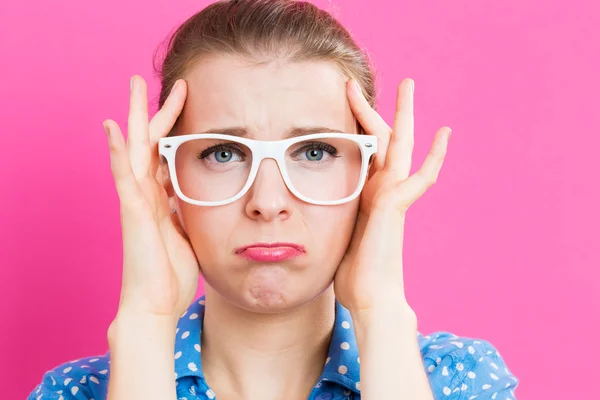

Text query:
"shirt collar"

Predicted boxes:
[[319, 299, 361, 393], [174, 297, 206, 382], [173, 296, 361, 395]]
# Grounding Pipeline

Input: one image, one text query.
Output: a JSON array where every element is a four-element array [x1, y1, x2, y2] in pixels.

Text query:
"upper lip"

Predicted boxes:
[[234, 242, 306, 254]]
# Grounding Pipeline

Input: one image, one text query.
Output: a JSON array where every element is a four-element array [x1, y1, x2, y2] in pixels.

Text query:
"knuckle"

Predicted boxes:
[[415, 171, 435, 187], [401, 135, 415, 148], [108, 138, 122, 153], [434, 146, 447, 159], [353, 108, 366, 120], [119, 196, 150, 216], [373, 185, 408, 214], [425, 173, 437, 186]]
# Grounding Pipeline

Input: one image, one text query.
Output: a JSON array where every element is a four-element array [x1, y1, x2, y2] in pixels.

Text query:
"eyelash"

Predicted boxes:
[[196, 142, 340, 160], [198, 144, 246, 160], [291, 142, 340, 158]]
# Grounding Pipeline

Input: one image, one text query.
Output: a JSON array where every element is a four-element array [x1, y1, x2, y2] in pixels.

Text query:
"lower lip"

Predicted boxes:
[[237, 246, 304, 262]]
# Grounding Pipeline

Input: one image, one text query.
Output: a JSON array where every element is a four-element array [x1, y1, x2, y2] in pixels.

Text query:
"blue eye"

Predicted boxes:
[[198, 144, 245, 163], [214, 150, 233, 162], [292, 142, 339, 162], [305, 149, 324, 161]]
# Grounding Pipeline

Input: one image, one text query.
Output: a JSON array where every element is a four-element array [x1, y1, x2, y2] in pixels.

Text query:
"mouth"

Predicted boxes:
[[234, 242, 306, 262]]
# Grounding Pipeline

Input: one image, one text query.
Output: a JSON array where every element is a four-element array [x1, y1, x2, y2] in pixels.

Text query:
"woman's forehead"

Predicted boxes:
[[179, 55, 356, 138]]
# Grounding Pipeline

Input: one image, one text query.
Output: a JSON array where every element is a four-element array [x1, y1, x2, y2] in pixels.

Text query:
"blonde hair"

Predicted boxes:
[[153, 0, 377, 132]]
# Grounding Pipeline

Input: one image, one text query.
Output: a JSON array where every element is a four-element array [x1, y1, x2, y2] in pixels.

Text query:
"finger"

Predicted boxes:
[[153, 166, 178, 229], [149, 79, 187, 145], [127, 75, 151, 181], [397, 127, 451, 209], [385, 79, 415, 179], [103, 120, 144, 209], [346, 79, 391, 172], [148, 79, 187, 178]]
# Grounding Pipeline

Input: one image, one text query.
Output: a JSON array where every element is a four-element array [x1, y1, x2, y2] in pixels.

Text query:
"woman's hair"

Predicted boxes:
[[152, 0, 377, 133]]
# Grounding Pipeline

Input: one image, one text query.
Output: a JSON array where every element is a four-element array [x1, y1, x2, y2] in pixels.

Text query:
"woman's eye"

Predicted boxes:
[[198, 145, 245, 162], [295, 142, 338, 161], [305, 149, 324, 161], [213, 150, 235, 162]]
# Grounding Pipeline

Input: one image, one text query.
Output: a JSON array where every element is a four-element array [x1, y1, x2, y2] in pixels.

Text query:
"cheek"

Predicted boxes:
[[308, 201, 359, 253], [179, 203, 240, 260], [178, 199, 359, 269]]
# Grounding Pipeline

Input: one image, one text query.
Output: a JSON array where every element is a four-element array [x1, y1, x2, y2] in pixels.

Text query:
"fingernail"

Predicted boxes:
[[130, 76, 135, 92], [103, 123, 110, 136], [353, 80, 362, 95], [411, 80, 415, 93], [170, 80, 179, 95]]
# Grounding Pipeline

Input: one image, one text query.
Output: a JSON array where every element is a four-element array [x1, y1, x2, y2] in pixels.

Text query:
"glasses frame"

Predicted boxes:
[[158, 132, 377, 206]]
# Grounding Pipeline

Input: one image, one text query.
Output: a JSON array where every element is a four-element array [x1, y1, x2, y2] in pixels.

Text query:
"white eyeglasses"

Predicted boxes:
[[158, 133, 377, 206]]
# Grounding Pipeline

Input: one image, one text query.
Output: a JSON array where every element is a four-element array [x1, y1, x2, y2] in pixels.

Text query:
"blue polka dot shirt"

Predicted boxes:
[[28, 296, 519, 399]]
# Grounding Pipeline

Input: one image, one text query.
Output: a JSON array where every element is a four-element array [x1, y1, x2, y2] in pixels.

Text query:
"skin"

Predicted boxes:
[[103, 52, 450, 400], [171, 56, 361, 398], [175, 56, 359, 314]]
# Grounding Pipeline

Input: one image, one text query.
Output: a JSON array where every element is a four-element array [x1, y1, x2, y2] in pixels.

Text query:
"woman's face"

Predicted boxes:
[[174, 55, 360, 312]]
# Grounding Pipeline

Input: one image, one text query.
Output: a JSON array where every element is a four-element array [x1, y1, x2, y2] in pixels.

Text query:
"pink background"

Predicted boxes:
[[1, 0, 598, 398]]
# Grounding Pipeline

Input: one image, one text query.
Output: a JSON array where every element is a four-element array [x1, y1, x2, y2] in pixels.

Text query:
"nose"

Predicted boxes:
[[244, 158, 293, 221]]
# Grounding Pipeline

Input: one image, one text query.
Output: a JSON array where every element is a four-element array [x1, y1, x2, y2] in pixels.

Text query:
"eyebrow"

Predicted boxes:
[[197, 126, 346, 138]]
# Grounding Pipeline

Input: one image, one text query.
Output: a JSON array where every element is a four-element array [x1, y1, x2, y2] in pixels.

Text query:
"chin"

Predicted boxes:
[[243, 291, 293, 312], [238, 287, 330, 314], [204, 266, 334, 314], [240, 266, 307, 313]]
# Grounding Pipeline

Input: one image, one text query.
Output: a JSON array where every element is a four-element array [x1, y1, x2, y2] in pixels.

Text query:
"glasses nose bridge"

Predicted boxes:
[[250, 140, 289, 188], [253, 140, 283, 160], [253, 140, 286, 169]]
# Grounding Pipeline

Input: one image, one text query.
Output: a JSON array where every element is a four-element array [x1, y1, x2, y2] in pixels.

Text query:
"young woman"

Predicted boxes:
[[28, 1, 518, 399]]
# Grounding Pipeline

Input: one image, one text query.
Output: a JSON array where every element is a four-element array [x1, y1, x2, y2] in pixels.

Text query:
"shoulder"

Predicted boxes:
[[27, 352, 110, 400], [418, 331, 519, 399]]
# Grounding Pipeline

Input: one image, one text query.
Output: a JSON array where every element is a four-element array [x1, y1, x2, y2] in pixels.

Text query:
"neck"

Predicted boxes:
[[201, 286, 336, 400]]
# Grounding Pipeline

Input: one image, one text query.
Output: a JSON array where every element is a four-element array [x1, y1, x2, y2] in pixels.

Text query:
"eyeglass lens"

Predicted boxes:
[[174, 137, 363, 203]]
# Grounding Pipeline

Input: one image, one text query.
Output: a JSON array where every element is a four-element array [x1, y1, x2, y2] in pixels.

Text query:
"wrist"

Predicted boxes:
[[350, 301, 418, 341], [106, 311, 179, 400], [353, 306, 432, 400], [108, 311, 178, 345]]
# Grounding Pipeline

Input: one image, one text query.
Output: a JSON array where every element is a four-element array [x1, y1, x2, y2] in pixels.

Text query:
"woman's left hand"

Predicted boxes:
[[334, 78, 452, 319]]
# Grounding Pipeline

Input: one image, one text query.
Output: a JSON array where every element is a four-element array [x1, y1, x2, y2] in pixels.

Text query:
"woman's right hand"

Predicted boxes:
[[102, 75, 199, 325]]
